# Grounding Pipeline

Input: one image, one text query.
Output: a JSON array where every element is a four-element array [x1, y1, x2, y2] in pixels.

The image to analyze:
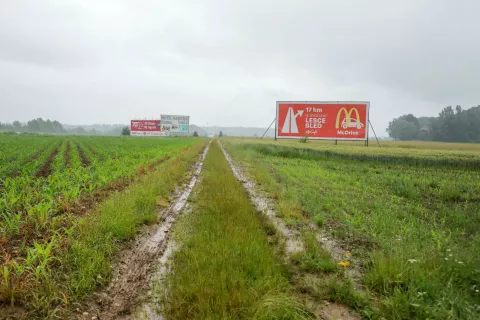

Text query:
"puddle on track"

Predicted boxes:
[[77, 142, 210, 320]]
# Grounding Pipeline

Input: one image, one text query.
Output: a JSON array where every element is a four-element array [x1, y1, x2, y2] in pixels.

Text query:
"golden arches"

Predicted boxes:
[[335, 107, 361, 128]]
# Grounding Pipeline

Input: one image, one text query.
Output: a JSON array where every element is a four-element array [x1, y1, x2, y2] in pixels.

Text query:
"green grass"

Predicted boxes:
[[291, 232, 338, 274], [224, 140, 480, 320], [162, 141, 310, 319]]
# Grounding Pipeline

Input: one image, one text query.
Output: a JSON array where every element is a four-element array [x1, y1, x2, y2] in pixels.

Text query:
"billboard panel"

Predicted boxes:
[[160, 115, 190, 133], [276, 101, 369, 140], [130, 120, 167, 136]]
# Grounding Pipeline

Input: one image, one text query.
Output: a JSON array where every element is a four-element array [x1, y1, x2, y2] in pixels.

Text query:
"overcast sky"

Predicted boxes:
[[1, 1, 479, 135]]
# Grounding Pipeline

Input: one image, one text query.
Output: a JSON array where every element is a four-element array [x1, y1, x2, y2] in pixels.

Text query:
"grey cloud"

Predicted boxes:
[[0, 0, 479, 134]]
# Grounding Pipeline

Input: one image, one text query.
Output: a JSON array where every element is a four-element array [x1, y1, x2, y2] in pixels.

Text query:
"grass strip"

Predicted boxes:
[[225, 140, 480, 319], [163, 141, 310, 319]]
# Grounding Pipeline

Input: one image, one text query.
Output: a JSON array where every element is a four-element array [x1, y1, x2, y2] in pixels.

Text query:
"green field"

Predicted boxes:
[[223, 138, 480, 319], [1, 135, 480, 319], [0, 134, 207, 317]]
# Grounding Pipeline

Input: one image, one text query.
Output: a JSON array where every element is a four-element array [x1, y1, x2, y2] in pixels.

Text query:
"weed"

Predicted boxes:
[[291, 232, 338, 274]]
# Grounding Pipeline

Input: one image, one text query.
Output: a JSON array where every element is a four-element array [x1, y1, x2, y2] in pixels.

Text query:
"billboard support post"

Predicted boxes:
[[261, 118, 276, 139], [274, 118, 277, 141], [368, 119, 381, 147]]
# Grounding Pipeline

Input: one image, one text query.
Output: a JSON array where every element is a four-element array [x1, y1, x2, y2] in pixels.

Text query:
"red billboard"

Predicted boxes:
[[276, 101, 369, 140], [130, 120, 167, 136]]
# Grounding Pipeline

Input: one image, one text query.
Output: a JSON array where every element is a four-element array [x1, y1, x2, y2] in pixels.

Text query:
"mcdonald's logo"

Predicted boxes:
[[335, 107, 364, 129]]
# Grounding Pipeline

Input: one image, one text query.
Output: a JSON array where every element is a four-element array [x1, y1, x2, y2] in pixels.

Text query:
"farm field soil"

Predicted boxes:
[[224, 138, 480, 319], [159, 141, 310, 319], [0, 135, 208, 319]]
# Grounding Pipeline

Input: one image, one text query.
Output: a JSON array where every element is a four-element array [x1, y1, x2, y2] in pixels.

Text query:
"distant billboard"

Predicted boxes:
[[160, 115, 190, 133], [276, 101, 369, 140], [130, 120, 168, 136]]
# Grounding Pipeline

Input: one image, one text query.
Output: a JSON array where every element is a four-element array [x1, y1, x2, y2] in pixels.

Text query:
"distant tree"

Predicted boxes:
[[387, 114, 421, 140], [387, 105, 480, 143], [219, 131, 223, 137], [193, 131, 199, 137], [12, 121, 22, 131], [417, 117, 433, 128], [121, 126, 131, 136], [389, 120, 418, 140], [71, 127, 87, 135]]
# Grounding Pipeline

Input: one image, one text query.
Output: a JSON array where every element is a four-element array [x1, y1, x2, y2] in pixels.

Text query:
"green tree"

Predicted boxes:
[[121, 126, 130, 136], [389, 120, 418, 140], [387, 114, 421, 140], [193, 131, 199, 137], [388, 105, 480, 143], [219, 131, 223, 137], [12, 121, 22, 131]]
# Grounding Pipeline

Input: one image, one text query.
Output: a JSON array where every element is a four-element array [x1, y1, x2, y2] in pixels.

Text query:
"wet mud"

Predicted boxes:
[[76, 143, 210, 320]]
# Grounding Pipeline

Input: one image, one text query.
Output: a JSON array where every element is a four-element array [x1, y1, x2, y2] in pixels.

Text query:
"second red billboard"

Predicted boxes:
[[130, 120, 167, 136], [276, 101, 369, 140]]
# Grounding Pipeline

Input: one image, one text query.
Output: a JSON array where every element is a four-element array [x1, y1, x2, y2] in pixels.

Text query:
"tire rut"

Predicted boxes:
[[218, 141, 361, 320], [76, 142, 211, 320]]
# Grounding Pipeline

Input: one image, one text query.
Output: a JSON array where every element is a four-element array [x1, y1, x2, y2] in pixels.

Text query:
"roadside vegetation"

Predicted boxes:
[[162, 141, 310, 319], [224, 138, 480, 319], [0, 135, 206, 318]]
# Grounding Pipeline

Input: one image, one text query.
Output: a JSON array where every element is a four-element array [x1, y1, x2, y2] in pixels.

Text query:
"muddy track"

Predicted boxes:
[[64, 141, 71, 167], [76, 142, 210, 320], [218, 141, 303, 256], [218, 141, 361, 320], [35, 143, 61, 178], [76, 143, 91, 167]]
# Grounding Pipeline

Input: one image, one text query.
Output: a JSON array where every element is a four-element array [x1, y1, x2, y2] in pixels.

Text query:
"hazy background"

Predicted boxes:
[[1, 0, 479, 135]]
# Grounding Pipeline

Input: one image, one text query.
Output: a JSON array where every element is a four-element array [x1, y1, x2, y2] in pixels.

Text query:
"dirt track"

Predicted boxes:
[[76, 143, 210, 320], [218, 141, 360, 320]]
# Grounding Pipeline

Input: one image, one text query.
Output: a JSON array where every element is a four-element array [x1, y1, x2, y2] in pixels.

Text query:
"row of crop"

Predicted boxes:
[[0, 135, 58, 179], [0, 136, 200, 312], [1, 136, 197, 246]]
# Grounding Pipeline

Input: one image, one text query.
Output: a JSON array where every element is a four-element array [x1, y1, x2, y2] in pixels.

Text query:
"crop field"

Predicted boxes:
[[0, 134, 207, 318], [2, 135, 480, 320], [223, 138, 480, 319]]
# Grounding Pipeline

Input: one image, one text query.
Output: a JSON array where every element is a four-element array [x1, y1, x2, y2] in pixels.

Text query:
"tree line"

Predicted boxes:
[[0, 118, 123, 135], [387, 105, 480, 143], [0, 118, 66, 134]]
